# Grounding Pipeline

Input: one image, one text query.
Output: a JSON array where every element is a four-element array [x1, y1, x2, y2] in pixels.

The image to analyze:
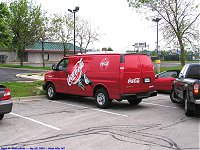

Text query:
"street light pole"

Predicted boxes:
[[68, 6, 79, 55], [152, 18, 161, 60], [73, 12, 76, 55]]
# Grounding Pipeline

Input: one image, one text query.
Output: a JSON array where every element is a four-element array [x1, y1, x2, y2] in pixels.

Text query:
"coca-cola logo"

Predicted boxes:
[[67, 58, 84, 86], [128, 78, 140, 84], [100, 58, 109, 70]]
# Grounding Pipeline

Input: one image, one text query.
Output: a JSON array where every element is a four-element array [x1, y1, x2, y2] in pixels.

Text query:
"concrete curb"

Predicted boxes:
[[12, 95, 46, 102]]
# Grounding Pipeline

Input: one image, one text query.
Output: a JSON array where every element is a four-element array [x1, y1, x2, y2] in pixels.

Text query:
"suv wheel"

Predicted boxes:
[[170, 88, 178, 103], [95, 89, 111, 108], [47, 83, 57, 100], [0, 114, 4, 120], [127, 98, 142, 105], [184, 95, 194, 117]]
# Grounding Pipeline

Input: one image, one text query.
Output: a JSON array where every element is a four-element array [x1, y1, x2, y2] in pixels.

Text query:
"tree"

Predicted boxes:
[[35, 10, 50, 67], [75, 19, 86, 54], [9, 0, 43, 66], [76, 19, 100, 53], [49, 13, 73, 56], [0, 2, 12, 50], [128, 0, 200, 66], [83, 21, 99, 53], [107, 47, 113, 51]]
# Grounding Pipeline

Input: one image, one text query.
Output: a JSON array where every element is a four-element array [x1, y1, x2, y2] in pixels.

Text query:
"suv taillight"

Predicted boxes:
[[2, 88, 11, 100], [194, 83, 199, 95]]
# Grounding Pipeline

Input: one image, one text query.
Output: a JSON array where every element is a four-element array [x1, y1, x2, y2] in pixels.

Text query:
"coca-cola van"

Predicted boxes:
[[43, 53, 157, 108]]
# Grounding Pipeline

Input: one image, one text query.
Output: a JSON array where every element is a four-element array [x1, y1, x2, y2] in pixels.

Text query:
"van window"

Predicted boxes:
[[57, 58, 69, 70]]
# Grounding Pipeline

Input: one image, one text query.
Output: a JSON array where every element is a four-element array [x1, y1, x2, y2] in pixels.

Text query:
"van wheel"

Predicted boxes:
[[0, 114, 4, 120], [95, 89, 111, 109], [184, 95, 194, 117], [127, 98, 142, 105], [170, 88, 178, 103], [47, 83, 57, 100]]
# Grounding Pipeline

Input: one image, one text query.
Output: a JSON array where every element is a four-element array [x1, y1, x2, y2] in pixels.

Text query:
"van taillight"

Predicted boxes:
[[194, 83, 199, 95], [2, 88, 11, 100], [120, 63, 125, 73]]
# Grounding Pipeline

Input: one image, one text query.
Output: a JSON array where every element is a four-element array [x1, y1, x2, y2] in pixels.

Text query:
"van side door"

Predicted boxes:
[[53, 58, 69, 93]]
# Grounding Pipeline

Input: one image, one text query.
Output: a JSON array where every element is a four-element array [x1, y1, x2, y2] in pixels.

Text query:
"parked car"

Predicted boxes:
[[0, 84, 12, 120], [154, 70, 181, 92], [170, 64, 200, 116], [43, 53, 157, 108]]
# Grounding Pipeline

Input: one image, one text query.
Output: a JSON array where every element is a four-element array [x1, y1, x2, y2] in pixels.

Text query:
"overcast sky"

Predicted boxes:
[[2, 0, 200, 51], [35, 0, 163, 52]]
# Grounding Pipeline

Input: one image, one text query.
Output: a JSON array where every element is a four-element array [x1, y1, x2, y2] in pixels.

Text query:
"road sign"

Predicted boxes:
[[134, 42, 146, 48]]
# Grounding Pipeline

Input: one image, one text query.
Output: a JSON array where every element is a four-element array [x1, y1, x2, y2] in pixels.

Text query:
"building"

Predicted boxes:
[[0, 41, 80, 63]]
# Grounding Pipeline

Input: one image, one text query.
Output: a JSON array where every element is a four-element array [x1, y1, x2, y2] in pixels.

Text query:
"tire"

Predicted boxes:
[[184, 95, 194, 117], [127, 98, 142, 105], [46, 83, 57, 100], [0, 114, 4, 120], [170, 88, 178, 103], [95, 89, 111, 109]]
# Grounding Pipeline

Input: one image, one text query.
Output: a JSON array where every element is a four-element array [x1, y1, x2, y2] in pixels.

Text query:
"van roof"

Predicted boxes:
[[64, 52, 148, 58]]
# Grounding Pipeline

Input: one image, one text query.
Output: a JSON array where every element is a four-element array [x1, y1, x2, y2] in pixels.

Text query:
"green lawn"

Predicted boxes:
[[2, 81, 45, 98], [0, 64, 51, 70]]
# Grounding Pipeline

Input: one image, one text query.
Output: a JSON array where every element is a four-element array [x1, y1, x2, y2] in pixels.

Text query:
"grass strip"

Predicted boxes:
[[2, 81, 45, 98], [0, 64, 51, 70]]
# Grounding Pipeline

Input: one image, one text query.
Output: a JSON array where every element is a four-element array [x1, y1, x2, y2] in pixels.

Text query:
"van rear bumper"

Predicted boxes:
[[120, 90, 157, 99]]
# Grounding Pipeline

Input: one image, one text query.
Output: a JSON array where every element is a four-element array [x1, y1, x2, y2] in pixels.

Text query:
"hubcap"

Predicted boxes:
[[48, 87, 54, 97], [97, 93, 105, 105]]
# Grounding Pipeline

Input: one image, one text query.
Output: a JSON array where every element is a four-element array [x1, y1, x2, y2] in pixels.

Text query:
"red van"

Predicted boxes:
[[43, 53, 157, 108]]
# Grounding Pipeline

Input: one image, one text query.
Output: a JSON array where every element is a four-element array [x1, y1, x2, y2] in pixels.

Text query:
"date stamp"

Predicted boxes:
[[0, 147, 65, 150]]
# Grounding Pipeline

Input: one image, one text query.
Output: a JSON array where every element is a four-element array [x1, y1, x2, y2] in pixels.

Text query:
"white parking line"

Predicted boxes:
[[142, 102, 178, 109], [49, 100, 128, 117], [50, 100, 88, 109], [92, 109, 128, 117], [10, 112, 61, 131]]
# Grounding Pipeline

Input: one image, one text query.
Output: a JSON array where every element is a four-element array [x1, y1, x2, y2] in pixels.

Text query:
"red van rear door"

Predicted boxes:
[[121, 54, 142, 94], [139, 55, 155, 91]]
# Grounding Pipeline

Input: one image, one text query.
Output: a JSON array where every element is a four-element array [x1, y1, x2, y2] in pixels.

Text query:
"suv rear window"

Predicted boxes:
[[187, 66, 200, 79]]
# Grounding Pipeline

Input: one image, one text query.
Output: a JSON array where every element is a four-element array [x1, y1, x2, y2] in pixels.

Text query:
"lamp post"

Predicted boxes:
[[152, 18, 161, 60], [68, 6, 79, 55]]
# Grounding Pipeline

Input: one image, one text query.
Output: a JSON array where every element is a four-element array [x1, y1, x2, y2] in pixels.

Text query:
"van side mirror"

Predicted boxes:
[[52, 64, 57, 70], [155, 75, 158, 79]]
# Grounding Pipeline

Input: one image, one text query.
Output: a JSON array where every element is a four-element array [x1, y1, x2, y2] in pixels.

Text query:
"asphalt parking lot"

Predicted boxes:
[[0, 94, 199, 150], [0, 68, 46, 82]]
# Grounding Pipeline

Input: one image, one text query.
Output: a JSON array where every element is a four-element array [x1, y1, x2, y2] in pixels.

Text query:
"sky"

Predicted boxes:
[[1, 0, 200, 52], [35, 0, 161, 52]]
